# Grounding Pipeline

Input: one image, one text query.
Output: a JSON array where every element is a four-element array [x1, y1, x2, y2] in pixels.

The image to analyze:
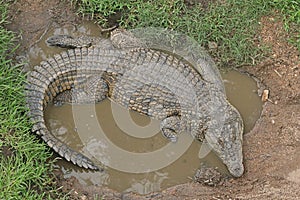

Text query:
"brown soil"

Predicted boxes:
[[6, 0, 300, 199]]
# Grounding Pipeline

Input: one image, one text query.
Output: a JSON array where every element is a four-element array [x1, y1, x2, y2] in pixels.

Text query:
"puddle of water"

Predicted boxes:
[[222, 70, 263, 133], [46, 102, 229, 193], [30, 22, 263, 194], [46, 100, 206, 193]]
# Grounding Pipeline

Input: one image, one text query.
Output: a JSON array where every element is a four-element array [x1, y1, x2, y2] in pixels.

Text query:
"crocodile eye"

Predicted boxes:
[[232, 131, 237, 141], [218, 138, 224, 148]]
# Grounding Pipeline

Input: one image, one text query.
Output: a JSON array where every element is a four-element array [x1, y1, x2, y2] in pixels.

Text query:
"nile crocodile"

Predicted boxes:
[[26, 29, 244, 177]]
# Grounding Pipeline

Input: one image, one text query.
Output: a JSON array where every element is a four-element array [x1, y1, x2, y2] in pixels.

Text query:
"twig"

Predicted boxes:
[[273, 69, 282, 78]]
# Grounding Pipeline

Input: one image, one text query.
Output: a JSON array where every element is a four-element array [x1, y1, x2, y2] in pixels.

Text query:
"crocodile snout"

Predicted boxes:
[[228, 162, 244, 177]]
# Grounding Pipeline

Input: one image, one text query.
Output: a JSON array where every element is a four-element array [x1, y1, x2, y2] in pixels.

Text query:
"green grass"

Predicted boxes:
[[72, 0, 300, 67], [273, 0, 300, 25], [272, 0, 300, 50], [0, 2, 64, 199], [72, 0, 275, 67]]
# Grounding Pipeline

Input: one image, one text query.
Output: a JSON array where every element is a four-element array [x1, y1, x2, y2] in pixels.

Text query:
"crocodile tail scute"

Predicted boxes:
[[40, 129, 99, 170], [25, 48, 99, 170]]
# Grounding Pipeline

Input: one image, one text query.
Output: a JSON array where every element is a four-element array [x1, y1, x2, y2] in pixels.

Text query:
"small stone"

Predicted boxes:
[[261, 89, 269, 102], [194, 163, 224, 186], [208, 41, 218, 49]]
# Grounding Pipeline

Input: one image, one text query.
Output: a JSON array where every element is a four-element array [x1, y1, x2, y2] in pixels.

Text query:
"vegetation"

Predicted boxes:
[[0, 2, 62, 199], [72, 0, 299, 66], [72, 0, 271, 67], [272, 0, 300, 50], [273, 0, 300, 25]]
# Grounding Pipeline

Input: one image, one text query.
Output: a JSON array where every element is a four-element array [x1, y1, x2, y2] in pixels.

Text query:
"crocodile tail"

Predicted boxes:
[[25, 48, 99, 170]]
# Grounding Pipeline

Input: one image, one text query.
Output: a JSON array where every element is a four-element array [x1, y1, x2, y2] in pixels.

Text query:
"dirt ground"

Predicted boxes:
[[7, 0, 300, 199]]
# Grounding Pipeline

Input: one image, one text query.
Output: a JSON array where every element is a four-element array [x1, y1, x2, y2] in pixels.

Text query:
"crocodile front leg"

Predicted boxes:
[[160, 116, 181, 142]]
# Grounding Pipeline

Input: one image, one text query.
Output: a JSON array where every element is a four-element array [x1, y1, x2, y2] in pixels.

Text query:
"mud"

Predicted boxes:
[[6, 0, 300, 199]]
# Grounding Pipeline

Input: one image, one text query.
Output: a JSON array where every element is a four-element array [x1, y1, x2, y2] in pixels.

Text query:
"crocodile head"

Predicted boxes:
[[205, 104, 244, 177]]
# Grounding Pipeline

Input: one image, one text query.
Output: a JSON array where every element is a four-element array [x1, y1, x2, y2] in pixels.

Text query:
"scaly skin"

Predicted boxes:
[[26, 29, 244, 177]]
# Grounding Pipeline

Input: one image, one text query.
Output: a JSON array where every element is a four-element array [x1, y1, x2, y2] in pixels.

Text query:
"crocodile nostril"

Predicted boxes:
[[230, 163, 244, 177]]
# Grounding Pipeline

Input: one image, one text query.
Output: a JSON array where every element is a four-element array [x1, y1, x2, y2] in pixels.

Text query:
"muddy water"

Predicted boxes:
[[46, 100, 209, 193], [221, 70, 263, 133], [29, 22, 263, 194]]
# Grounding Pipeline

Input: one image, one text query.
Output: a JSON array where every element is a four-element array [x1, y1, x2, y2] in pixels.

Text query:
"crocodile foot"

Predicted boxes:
[[160, 116, 181, 143]]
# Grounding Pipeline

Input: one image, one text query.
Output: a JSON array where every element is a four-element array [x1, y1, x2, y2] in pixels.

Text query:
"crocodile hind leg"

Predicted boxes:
[[46, 28, 144, 49], [54, 75, 108, 106], [46, 35, 103, 49], [160, 116, 181, 143]]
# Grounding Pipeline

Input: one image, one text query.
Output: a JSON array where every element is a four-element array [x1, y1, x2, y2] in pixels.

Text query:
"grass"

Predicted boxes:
[[72, 0, 300, 67], [72, 0, 275, 67], [272, 0, 300, 50], [273, 0, 300, 25], [0, 1, 64, 199]]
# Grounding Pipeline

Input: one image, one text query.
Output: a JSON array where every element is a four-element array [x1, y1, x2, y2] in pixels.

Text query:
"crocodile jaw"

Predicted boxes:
[[206, 135, 244, 177], [205, 108, 244, 177], [227, 159, 244, 177]]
